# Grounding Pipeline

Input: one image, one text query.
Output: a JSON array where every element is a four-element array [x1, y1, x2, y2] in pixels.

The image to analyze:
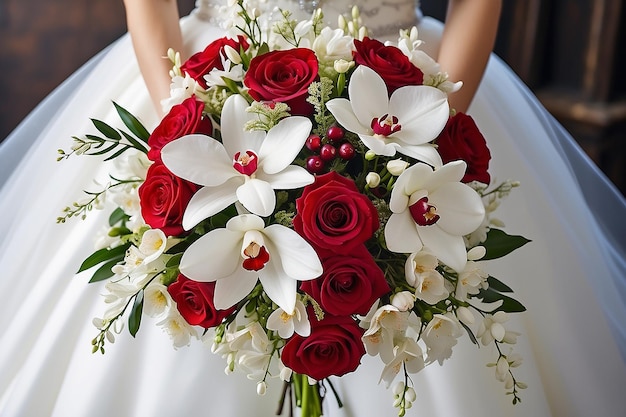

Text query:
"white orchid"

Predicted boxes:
[[161, 94, 314, 229], [379, 337, 425, 387], [385, 161, 485, 272], [326, 65, 449, 167], [178, 214, 322, 314]]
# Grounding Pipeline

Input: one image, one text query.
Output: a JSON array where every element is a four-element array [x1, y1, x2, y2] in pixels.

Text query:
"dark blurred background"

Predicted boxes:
[[1, 0, 624, 193]]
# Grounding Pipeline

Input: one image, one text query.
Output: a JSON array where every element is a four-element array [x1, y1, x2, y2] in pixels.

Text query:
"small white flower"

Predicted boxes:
[[143, 282, 172, 318], [266, 299, 310, 338], [422, 313, 463, 365], [405, 251, 448, 304], [455, 260, 488, 301], [477, 311, 509, 345], [138, 229, 168, 264], [157, 310, 198, 348]]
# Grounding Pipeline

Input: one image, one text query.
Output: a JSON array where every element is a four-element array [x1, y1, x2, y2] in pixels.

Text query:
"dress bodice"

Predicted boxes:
[[193, 0, 421, 38]]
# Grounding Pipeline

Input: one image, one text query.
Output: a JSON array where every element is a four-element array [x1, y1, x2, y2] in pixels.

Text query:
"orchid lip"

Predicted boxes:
[[242, 242, 270, 271], [233, 150, 258, 176], [370, 114, 401, 137], [409, 196, 440, 226]]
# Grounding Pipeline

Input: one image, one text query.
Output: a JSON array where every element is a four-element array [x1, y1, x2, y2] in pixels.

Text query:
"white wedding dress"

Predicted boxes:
[[1, 0, 625, 416]]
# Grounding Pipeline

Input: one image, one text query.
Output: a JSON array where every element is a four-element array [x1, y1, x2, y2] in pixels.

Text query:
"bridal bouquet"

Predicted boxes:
[[59, 2, 529, 415]]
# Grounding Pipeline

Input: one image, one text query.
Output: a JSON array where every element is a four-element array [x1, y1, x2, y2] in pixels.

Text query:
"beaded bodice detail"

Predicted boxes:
[[193, 0, 422, 38]]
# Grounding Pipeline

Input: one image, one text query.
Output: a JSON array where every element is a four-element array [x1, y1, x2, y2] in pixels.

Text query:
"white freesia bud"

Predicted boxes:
[[280, 366, 292, 382], [338, 14, 347, 30], [365, 150, 377, 160], [224, 45, 242, 64], [391, 291, 415, 311], [467, 246, 486, 261], [386, 159, 409, 176], [392, 381, 405, 396], [366, 172, 381, 188], [334, 59, 353, 74], [456, 306, 475, 325], [405, 387, 417, 402], [496, 356, 510, 381], [351, 5, 360, 19], [256, 381, 267, 396]]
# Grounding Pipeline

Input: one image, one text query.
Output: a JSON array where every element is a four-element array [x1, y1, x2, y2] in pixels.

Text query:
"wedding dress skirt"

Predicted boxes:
[[1, 2, 625, 416]]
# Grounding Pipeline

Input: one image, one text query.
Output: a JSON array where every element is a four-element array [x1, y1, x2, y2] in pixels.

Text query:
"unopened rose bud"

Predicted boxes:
[[387, 159, 409, 176], [366, 172, 381, 188]]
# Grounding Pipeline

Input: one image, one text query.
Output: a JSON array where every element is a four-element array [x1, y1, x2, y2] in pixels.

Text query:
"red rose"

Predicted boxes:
[[436, 112, 491, 184], [353, 37, 423, 94], [281, 313, 365, 380], [138, 161, 199, 236], [181, 36, 249, 88], [243, 48, 318, 116], [147, 96, 212, 162], [300, 245, 390, 316], [167, 275, 235, 328], [293, 172, 379, 254]]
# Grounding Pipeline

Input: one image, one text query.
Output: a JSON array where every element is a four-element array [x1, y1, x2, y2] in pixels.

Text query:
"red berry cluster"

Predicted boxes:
[[305, 125, 355, 174]]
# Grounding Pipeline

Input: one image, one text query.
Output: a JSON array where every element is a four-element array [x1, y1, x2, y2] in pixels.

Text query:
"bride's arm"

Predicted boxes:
[[123, 0, 183, 115], [437, 0, 502, 113]]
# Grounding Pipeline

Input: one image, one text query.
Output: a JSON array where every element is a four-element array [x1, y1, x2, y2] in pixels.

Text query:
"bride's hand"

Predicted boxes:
[[438, 0, 502, 113]]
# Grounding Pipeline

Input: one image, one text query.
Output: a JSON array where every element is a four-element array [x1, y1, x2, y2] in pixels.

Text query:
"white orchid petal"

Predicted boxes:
[[430, 183, 485, 235], [359, 135, 397, 157], [226, 213, 266, 232], [396, 144, 443, 168], [390, 85, 449, 145], [213, 267, 259, 310], [259, 267, 297, 314], [258, 166, 314, 189], [161, 134, 235, 186], [349, 66, 390, 124], [263, 224, 323, 281], [427, 161, 466, 190], [259, 117, 312, 174], [236, 179, 276, 217], [180, 229, 242, 281], [385, 212, 423, 253], [419, 225, 467, 272], [222, 94, 263, 155], [182, 178, 241, 230], [326, 99, 369, 135]]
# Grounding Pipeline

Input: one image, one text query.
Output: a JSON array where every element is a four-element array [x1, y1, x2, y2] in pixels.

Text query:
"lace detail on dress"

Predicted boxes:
[[193, 0, 422, 37]]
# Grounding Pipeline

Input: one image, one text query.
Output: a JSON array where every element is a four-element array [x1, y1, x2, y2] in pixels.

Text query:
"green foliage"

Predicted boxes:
[[481, 228, 531, 260]]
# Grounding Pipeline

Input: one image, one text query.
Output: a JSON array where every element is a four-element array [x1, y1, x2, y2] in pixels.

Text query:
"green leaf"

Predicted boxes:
[[88, 258, 122, 283], [128, 290, 144, 337], [109, 207, 128, 227], [91, 118, 122, 140], [478, 288, 527, 313], [481, 228, 531, 260], [487, 275, 514, 293], [120, 130, 149, 154], [113, 101, 150, 142], [78, 244, 130, 273], [103, 145, 132, 161]]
